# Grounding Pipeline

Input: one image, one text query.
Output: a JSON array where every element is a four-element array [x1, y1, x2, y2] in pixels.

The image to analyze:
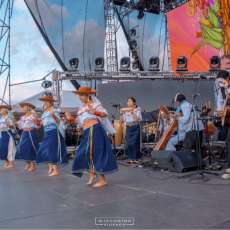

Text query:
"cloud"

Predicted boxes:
[[63, 19, 105, 70]]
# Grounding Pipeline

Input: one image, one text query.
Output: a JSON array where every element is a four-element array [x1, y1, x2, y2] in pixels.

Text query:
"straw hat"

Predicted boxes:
[[19, 102, 36, 109], [39, 95, 56, 103], [73, 86, 96, 95], [0, 105, 11, 111]]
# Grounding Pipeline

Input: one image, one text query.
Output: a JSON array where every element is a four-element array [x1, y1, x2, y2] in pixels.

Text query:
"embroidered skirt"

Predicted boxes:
[[125, 124, 141, 160], [16, 129, 39, 161], [72, 123, 118, 175], [0, 131, 16, 161], [37, 128, 68, 164]]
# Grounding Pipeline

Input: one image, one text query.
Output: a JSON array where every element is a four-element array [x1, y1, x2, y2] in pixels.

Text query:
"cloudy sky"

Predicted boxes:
[[1, 0, 167, 104]]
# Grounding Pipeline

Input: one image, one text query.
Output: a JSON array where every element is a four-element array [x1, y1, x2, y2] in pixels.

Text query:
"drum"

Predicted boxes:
[[113, 120, 124, 146]]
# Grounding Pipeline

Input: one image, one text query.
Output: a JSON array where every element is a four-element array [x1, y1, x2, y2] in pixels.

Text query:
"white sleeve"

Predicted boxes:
[[178, 104, 192, 125]]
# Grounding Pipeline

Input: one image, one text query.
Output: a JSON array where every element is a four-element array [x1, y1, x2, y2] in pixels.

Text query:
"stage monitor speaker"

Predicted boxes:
[[171, 150, 204, 173], [151, 150, 174, 171], [151, 150, 205, 173]]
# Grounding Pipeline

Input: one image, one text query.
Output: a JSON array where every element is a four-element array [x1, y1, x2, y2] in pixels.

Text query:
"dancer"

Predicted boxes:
[[120, 97, 142, 164], [36, 94, 68, 176], [16, 102, 38, 172], [70, 86, 118, 188], [0, 105, 16, 168]]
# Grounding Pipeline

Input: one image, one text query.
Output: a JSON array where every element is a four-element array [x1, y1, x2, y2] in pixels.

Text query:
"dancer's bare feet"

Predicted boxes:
[[28, 162, 36, 172], [49, 165, 59, 177], [3, 161, 9, 168], [25, 162, 30, 171], [87, 174, 96, 185], [48, 164, 53, 175], [6, 161, 14, 169], [92, 175, 107, 188]]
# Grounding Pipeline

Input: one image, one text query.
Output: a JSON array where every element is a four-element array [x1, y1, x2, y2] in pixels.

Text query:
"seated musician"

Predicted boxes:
[[120, 97, 142, 164], [166, 93, 203, 151], [214, 55, 230, 179]]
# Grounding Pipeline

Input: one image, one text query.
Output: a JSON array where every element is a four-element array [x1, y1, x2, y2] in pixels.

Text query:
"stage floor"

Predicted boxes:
[[0, 161, 230, 229]]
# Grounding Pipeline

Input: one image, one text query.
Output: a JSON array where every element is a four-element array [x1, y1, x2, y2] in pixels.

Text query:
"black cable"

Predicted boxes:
[[61, 0, 65, 63], [141, 15, 146, 68], [82, 0, 89, 72], [158, 14, 164, 58], [35, 0, 48, 38]]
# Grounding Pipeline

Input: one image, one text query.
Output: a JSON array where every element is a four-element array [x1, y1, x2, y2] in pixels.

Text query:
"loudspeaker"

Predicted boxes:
[[171, 150, 203, 173], [151, 150, 204, 173], [151, 150, 174, 170]]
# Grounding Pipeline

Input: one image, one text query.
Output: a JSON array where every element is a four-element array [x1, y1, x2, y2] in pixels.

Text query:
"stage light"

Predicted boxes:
[[94, 57, 104, 72], [129, 39, 137, 50], [120, 57, 130, 72], [69, 58, 79, 70], [149, 57, 160, 72], [209, 55, 220, 71], [137, 10, 144, 19], [130, 28, 137, 37], [176, 56, 188, 72], [41, 80, 52, 89], [132, 59, 140, 70]]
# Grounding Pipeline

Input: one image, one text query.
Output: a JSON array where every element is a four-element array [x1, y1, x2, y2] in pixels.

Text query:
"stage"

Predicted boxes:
[[0, 161, 230, 229]]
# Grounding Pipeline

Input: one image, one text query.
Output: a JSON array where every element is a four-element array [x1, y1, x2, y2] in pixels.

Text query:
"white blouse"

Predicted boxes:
[[0, 116, 13, 131], [17, 115, 37, 130], [77, 102, 108, 127], [122, 107, 142, 124]]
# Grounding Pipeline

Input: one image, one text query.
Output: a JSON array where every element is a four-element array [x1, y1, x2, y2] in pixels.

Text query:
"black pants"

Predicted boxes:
[[218, 126, 230, 167]]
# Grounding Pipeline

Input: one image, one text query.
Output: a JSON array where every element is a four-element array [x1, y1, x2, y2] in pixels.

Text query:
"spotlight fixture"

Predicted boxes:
[[129, 39, 137, 50], [132, 59, 140, 71], [130, 28, 137, 37], [149, 57, 160, 72], [69, 58, 79, 70], [94, 57, 104, 72], [209, 55, 220, 72], [137, 10, 144, 19], [41, 80, 52, 89], [120, 57, 130, 72], [176, 56, 188, 72]]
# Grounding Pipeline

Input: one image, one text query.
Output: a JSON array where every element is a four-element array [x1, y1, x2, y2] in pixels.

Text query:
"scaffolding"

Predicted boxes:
[[105, 0, 118, 72], [0, 0, 14, 105]]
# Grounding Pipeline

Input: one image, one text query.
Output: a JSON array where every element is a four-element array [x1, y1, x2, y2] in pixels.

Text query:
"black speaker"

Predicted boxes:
[[171, 150, 204, 173], [151, 150, 205, 173], [151, 150, 174, 170]]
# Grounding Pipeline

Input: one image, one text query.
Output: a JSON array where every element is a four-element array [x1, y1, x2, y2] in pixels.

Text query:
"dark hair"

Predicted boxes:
[[217, 70, 230, 79], [128, 97, 136, 104], [175, 93, 186, 103], [221, 55, 230, 60]]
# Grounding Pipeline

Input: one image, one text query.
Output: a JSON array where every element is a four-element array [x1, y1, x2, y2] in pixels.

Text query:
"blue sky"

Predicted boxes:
[[2, 0, 168, 103]]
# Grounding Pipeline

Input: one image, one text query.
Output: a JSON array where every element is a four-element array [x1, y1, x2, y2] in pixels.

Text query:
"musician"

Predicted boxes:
[[166, 93, 203, 151], [71, 87, 118, 188], [36, 94, 68, 177], [120, 97, 142, 163], [15, 102, 39, 172], [0, 105, 16, 169], [214, 56, 230, 179]]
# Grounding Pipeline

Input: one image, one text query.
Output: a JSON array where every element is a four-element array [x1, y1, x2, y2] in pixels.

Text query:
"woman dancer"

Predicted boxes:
[[120, 97, 142, 164], [16, 102, 38, 172], [36, 94, 68, 176], [70, 86, 117, 188], [0, 105, 16, 168]]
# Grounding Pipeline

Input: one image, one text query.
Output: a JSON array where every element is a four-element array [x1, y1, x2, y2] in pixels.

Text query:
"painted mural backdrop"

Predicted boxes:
[[167, 0, 230, 72]]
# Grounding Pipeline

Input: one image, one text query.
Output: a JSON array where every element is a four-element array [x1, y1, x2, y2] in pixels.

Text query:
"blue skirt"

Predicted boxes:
[[0, 131, 15, 161], [16, 129, 39, 161], [37, 128, 68, 164], [72, 123, 118, 175], [125, 124, 141, 160]]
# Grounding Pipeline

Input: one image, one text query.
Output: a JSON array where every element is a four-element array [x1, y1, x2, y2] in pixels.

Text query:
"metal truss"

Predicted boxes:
[[0, 0, 14, 105]]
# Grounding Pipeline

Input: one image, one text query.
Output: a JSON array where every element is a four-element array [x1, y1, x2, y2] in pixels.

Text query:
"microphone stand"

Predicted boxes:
[[178, 94, 219, 181]]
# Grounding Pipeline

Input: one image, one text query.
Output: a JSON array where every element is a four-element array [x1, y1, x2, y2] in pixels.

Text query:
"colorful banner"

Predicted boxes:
[[167, 0, 230, 72]]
